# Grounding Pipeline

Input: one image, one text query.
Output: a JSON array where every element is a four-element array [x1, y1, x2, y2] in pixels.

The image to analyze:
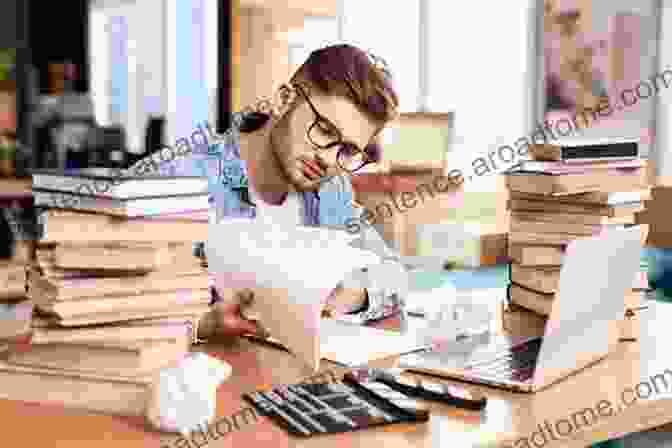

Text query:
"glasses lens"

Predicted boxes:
[[308, 121, 339, 148], [337, 144, 367, 172]]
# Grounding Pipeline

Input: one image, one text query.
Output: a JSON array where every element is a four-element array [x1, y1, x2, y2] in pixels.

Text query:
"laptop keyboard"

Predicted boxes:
[[463, 337, 543, 383]]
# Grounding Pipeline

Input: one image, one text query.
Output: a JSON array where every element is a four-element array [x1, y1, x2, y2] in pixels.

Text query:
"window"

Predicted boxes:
[[90, 0, 217, 151], [90, 0, 167, 154]]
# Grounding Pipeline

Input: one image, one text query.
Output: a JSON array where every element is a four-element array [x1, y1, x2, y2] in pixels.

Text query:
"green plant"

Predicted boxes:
[[0, 143, 14, 162], [0, 48, 17, 81]]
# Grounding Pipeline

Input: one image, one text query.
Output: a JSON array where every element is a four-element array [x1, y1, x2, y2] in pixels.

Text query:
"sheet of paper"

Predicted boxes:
[[206, 221, 381, 372], [319, 319, 427, 367]]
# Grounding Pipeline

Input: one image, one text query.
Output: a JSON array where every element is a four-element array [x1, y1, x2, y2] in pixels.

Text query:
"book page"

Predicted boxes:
[[206, 221, 380, 371]]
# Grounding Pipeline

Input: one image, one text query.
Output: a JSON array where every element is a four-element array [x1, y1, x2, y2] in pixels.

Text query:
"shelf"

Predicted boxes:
[[0, 178, 32, 199]]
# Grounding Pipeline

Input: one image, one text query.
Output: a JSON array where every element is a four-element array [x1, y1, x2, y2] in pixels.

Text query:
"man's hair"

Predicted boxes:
[[291, 44, 398, 161], [292, 44, 399, 124], [240, 44, 398, 161]]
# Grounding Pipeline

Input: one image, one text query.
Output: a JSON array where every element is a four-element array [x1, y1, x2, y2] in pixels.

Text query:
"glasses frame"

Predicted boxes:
[[293, 83, 375, 174]]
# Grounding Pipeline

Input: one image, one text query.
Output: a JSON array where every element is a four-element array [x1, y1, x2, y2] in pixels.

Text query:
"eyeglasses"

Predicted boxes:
[[293, 83, 375, 174]]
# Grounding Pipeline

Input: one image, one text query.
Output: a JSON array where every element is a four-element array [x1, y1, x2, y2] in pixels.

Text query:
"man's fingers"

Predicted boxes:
[[238, 289, 254, 307]]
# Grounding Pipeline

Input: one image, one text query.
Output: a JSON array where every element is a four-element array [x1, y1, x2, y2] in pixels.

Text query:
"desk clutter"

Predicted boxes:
[[243, 370, 432, 437], [504, 139, 650, 316], [0, 169, 210, 416]]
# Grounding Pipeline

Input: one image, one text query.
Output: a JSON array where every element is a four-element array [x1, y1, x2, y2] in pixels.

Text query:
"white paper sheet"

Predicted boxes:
[[319, 319, 428, 367], [206, 221, 380, 371]]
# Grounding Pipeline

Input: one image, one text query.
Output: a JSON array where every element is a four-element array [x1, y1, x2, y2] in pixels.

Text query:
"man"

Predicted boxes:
[[135, 44, 406, 340]]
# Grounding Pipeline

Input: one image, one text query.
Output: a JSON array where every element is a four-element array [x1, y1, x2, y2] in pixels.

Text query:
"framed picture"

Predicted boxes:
[[542, 0, 660, 153]]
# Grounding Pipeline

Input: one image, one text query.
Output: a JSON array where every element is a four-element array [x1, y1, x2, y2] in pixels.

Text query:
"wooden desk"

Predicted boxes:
[[1, 298, 671, 448]]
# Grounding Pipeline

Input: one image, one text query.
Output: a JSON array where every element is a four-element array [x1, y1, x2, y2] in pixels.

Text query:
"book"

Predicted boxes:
[[513, 159, 644, 174], [30, 316, 198, 345], [508, 244, 565, 266], [31, 288, 211, 319], [509, 190, 649, 205], [33, 189, 209, 218], [32, 248, 203, 280], [27, 268, 208, 301], [38, 303, 211, 327], [509, 283, 554, 315], [504, 166, 647, 195], [527, 138, 639, 162], [0, 300, 33, 339], [509, 219, 617, 236], [510, 264, 560, 294], [36, 210, 208, 243], [8, 338, 188, 376], [36, 241, 196, 272], [507, 199, 643, 217], [650, 186, 672, 203], [645, 229, 672, 249], [508, 228, 624, 246], [0, 262, 26, 300], [0, 240, 34, 264], [510, 268, 649, 299], [0, 358, 152, 415], [510, 210, 634, 226], [31, 168, 207, 199]]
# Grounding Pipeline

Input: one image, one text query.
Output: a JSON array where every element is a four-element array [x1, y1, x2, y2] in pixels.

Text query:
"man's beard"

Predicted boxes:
[[269, 133, 320, 192]]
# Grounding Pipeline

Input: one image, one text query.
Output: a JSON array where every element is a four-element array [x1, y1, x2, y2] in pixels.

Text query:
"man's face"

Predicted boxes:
[[269, 89, 380, 192]]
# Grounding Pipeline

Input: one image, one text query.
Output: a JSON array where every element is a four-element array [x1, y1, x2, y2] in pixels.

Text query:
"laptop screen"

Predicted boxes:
[[533, 226, 642, 387]]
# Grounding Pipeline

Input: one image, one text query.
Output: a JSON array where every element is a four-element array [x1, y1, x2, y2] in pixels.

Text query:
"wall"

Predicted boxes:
[[237, 6, 302, 109]]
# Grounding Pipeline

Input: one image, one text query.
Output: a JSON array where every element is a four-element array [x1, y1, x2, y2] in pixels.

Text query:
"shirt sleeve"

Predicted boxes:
[[334, 205, 407, 324]]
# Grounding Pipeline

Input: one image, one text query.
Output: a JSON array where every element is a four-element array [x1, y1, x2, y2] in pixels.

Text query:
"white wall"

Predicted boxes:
[[654, 0, 672, 180], [426, 0, 536, 192]]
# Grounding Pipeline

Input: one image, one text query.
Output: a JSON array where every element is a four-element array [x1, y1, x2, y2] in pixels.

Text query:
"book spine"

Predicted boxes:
[[561, 142, 638, 160]]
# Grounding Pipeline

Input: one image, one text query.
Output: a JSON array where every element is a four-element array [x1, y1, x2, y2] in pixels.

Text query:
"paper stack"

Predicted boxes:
[[503, 141, 650, 316], [0, 169, 209, 415], [636, 186, 672, 248]]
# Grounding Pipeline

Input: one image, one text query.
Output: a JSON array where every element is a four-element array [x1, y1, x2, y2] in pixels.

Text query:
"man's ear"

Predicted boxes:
[[271, 83, 300, 121]]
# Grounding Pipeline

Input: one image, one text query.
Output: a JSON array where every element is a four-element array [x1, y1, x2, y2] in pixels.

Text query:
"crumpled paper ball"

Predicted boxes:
[[146, 352, 232, 435]]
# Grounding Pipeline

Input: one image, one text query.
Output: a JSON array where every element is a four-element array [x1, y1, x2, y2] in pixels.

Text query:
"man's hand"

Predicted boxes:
[[198, 289, 268, 340]]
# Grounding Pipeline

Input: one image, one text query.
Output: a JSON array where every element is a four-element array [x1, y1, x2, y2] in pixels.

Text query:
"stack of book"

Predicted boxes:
[[0, 168, 211, 415], [636, 186, 672, 248], [504, 139, 650, 316]]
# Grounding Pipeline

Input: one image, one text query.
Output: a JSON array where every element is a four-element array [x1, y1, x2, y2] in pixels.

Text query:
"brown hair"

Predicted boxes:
[[291, 44, 399, 125], [239, 45, 398, 161], [290, 44, 398, 161]]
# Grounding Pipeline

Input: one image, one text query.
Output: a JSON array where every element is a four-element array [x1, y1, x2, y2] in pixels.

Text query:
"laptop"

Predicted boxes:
[[399, 226, 643, 393]]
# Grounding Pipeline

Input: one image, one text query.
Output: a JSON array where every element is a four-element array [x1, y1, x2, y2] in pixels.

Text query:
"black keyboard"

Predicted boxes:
[[463, 337, 543, 382]]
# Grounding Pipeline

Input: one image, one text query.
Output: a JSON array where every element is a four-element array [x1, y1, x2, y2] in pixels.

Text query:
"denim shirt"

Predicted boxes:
[[137, 112, 404, 322]]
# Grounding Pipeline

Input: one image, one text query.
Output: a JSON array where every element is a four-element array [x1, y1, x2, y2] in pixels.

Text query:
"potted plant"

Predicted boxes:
[[0, 49, 17, 164], [0, 48, 16, 82]]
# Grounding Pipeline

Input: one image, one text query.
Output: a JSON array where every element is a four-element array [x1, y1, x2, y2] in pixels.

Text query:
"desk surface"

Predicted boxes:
[[1, 295, 670, 448]]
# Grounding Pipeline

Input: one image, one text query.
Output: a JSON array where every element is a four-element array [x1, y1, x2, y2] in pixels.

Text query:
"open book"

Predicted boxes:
[[206, 221, 380, 372]]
